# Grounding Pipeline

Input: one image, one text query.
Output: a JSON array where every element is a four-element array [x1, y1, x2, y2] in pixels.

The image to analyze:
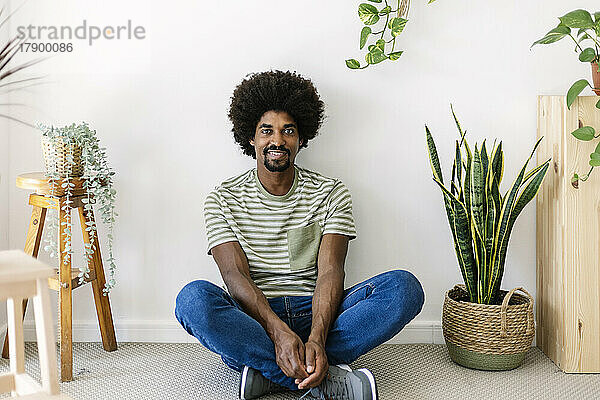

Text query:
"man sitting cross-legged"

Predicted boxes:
[[175, 70, 425, 400]]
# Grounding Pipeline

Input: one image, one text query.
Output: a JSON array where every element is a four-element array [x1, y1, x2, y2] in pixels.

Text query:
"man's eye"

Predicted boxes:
[[261, 129, 272, 134], [284, 129, 294, 134]]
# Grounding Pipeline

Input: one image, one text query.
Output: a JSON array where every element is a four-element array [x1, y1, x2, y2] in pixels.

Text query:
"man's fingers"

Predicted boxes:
[[305, 346, 316, 374], [298, 352, 328, 389], [289, 356, 309, 379], [298, 342, 306, 368]]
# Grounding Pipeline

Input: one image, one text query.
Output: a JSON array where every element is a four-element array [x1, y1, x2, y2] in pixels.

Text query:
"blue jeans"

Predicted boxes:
[[175, 270, 424, 390]]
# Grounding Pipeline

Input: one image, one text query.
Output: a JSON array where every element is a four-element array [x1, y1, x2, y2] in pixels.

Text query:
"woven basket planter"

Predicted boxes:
[[442, 285, 535, 371], [41, 136, 84, 177]]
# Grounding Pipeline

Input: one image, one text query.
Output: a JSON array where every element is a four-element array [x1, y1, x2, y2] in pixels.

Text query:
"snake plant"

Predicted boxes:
[[426, 108, 550, 304]]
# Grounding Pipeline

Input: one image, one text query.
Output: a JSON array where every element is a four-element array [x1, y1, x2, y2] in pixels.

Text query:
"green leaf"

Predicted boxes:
[[571, 126, 596, 141], [366, 0, 382, 2], [380, 5, 391, 14], [388, 51, 403, 60], [531, 25, 570, 47], [358, 3, 380, 25], [596, 98, 600, 109], [389, 17, 408, 37], [432, 177, 478, 302], [590, 152, 600, 160], [428, 0, 437, 3], [471, 145, 485, 238], [590, 159, 600, 167], [345, 59, 360, 69], [488, 137, 544, 302], [426, 126, 444, 184], [595, 141, 600, 153], [567, 79, 591, 109], [365, 46, 387, 64], [579, 47, 597, 62], [360, 26, 371, 49], [560, 10, 594, 29], [375, 39, 385, 51]]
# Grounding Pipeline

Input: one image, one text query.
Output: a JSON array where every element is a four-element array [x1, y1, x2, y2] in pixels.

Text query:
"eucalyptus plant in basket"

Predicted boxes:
[[426, 107, 550, 370], [532, 9, 600, 186], [39, 122, 118, 294]]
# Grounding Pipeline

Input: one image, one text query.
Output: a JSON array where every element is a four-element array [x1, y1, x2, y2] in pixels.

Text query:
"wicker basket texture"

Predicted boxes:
[[41, 136, 84, 177], [442, 285, 535, 370]]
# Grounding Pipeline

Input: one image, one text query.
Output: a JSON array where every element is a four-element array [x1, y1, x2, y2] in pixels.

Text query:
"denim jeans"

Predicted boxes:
[[175, 269, 424, 390]]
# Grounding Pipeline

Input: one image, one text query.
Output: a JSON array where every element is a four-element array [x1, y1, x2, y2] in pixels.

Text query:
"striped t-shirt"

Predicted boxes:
[[204, 165, 356, 297]]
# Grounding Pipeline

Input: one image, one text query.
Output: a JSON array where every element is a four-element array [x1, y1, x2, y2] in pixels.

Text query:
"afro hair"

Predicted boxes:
[[227, 70, 325, 158]]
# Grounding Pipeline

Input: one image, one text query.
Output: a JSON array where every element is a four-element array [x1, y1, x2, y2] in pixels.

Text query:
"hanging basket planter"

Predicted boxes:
[[41, 135, 84, 177], [442, 285, 535, 371]]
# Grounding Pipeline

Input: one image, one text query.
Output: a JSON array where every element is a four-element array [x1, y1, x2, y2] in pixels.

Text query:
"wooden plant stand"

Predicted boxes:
[[1, 172, 117, 382], [536, 95, 600, 372]]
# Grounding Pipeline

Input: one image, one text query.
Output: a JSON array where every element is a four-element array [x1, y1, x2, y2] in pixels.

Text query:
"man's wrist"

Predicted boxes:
[[307, 330, 327, 347], [265, 319, 293, 341]]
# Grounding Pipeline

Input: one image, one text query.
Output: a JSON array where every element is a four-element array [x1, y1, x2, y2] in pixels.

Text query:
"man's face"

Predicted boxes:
[[251, 110, 302, 173]]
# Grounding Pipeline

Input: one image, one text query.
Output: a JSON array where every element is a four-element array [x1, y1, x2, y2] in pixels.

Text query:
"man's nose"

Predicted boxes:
[[270, 131, 285, 147]]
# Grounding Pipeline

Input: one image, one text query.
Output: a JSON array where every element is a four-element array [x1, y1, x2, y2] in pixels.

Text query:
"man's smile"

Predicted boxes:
[[266, 149, 288, 160]]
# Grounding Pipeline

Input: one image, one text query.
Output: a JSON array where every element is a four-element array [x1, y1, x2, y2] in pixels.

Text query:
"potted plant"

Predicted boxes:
[[39, 122, 118, 294], [532, 9, 600, 186], [426, 107, 550, 370]]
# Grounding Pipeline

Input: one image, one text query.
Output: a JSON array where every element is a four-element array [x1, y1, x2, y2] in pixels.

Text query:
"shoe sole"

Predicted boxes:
[[357, 368, 378, 400], [240, 366, 249, 400]]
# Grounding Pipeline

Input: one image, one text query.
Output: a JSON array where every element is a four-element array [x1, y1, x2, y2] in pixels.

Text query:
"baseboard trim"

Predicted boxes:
[[21, 319, 443, 344]]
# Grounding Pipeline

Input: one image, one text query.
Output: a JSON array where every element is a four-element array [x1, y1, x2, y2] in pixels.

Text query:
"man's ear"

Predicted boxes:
[[250, 139, 254, 146]]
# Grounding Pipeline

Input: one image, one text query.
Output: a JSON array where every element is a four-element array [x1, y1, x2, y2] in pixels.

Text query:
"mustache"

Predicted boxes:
[[263, 145, 290, 155]]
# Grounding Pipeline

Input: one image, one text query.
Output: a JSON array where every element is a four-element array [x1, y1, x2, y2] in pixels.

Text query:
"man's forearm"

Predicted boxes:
[[308, 267, 344, 346], [222, 269, 290, 340]]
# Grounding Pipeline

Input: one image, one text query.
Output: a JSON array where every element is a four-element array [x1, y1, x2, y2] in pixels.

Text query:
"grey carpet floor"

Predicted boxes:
[[1, 343, 599, 399]]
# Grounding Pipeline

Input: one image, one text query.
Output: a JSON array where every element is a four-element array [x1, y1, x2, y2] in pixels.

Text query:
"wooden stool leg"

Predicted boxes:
[[78, 206, 117, 352], [33, 277, 59, 395], [2, 206, 47, 359], [7, 298, 25, 376], [59, 200, 73, 382]]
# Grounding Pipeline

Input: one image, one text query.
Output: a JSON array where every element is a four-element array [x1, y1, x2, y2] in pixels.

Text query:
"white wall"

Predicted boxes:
[[0, 3, 11, 342], [5, 0, 599, 342]]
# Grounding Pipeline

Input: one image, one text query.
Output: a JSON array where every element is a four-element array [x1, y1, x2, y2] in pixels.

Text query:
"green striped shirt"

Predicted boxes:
[[204, 165, 356, 297]]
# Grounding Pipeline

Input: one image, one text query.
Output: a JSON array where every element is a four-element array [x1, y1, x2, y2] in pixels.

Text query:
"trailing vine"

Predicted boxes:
[[346, 0, 438, 69], [40, 123, 118, 294]]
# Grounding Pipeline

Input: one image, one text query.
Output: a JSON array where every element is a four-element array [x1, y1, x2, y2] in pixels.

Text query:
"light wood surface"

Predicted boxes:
[[58, 198, 73, 382], [16, 173, 88, 197], [0, 250, 63, 398], [536, 95, 600, 373], [78, 206, 117, 352], [1, 217, 47, 358]]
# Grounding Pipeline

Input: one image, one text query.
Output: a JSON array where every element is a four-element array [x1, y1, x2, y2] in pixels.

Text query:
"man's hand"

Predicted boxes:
[[272, 329, 310, 381], [295, 340, 329, 389]]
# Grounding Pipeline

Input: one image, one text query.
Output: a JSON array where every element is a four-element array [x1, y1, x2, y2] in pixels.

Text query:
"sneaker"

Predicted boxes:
[[239, 365, 287, 399], [299, 365, 378, 400]]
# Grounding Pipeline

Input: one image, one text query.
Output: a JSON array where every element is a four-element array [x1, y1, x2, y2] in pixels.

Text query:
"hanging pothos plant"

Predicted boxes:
[[39, 122, 118, 294], [346, 0, 438, 69]]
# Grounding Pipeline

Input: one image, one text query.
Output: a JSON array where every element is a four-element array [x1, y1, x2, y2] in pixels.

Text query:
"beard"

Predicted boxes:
[[263, 145, 291, 172]]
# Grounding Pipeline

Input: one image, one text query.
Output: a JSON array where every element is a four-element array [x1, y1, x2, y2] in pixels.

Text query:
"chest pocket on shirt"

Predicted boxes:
[[287, 222, 322, 271]]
